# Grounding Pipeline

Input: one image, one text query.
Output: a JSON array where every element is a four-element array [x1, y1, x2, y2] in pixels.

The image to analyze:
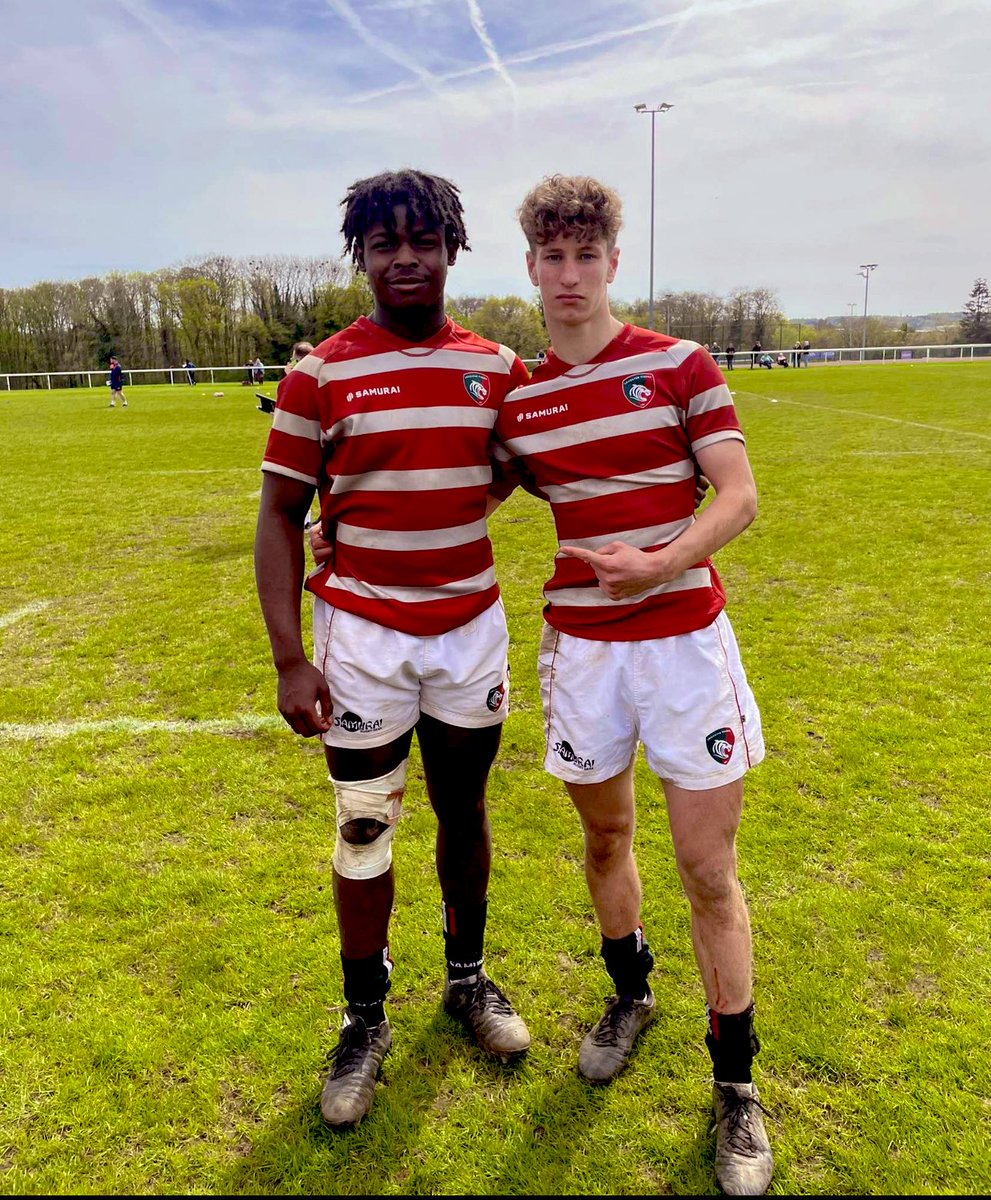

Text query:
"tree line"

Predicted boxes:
[[1, 260, 986, 378]]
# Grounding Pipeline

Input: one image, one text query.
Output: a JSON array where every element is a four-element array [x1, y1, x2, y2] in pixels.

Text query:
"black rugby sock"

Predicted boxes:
[[601, 926, 654, 1000], [443, 898, 487, 982], [707, 1003, 760, 1084]]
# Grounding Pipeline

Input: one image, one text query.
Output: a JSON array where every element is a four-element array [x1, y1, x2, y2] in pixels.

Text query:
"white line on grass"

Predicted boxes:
[[0, 600, 51, 631], [147, 468, 258, 475], [0, 714, 284, 741], [733, 389, 991, 441]]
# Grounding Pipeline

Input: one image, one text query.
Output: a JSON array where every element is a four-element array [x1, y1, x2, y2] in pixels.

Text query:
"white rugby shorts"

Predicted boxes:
[[313, 598, 510, 748], [537, 611, 764, 789]]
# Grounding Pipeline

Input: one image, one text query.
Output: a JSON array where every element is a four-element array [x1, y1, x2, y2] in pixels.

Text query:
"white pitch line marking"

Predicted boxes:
[[0, 714, 284, 741], [0, 600, 51, 631], [733, 389, 991, 441]]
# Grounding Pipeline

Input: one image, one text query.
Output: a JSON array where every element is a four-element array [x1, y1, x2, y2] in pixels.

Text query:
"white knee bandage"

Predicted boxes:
[[331, 760, 407, 880]]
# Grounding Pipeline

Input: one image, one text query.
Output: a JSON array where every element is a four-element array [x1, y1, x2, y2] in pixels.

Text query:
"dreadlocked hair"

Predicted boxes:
[[341, 169, 470, 266]]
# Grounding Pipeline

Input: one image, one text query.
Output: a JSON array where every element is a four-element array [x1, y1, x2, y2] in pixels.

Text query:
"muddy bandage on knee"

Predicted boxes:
[[331, 761, 407, 880]]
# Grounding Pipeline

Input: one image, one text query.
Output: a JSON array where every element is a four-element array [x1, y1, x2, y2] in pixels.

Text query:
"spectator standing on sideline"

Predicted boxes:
[[252, 356, 265, 385], [183, 358, 196, 386], [750, 340, 761, 368], [284, 341, 315, 376], [802, 338, 811, 366], [711, 341, 721, 365], [791, 341, 801, 368], [108, 356, 127, 408], [725, 343, 735, 370]]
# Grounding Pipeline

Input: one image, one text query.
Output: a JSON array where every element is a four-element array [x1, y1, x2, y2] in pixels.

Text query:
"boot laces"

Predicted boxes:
[[470, 976, 514, 1017], [591, 995, 640, 1047], [717, 1084, 772, 1155], [329, 1018, 374, 1078]]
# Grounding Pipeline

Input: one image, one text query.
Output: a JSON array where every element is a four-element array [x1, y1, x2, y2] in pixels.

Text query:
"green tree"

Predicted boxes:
[[461, 296, 547, 358], [313, 273, 374, 338], [960, 278, 991, 343]]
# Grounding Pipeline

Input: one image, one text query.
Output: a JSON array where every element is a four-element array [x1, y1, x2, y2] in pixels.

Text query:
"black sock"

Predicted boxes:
[[443, 898, 487, 982], [706, 1003, 760, 1084], [601, 927, 654, 1000], [341, 947, 393, 1027]]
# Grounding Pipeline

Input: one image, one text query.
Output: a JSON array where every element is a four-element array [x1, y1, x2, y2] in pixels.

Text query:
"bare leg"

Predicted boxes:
[[565, 760, 641, 938], [664, 777, 752, 1013]]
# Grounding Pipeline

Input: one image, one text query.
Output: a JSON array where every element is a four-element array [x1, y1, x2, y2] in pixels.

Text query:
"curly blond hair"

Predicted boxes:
[[518, 175, 623, 248]]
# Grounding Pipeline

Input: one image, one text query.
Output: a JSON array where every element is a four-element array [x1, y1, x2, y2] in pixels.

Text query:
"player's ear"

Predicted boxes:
[[526, 249, 538, 288], [447, 245, 458, 267], [354, 244, 367, 274], [606, 245, 620, 284]]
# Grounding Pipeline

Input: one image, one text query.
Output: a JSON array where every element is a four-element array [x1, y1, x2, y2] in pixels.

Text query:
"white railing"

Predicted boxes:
[[1, 344, 990, 390], [710, 343, 991, 368], [0, 363, 281, 390]]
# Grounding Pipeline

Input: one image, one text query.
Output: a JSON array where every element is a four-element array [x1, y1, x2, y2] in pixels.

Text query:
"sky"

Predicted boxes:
[[2, 0, 989, 317]]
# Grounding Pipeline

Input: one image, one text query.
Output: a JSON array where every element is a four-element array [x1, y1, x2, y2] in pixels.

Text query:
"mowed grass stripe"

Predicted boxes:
[[733, 381, 991, 441], [0, 366, 989, 1195]]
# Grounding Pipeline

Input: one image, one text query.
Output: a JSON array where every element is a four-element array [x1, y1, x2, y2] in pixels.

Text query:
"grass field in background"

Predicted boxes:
[[1, 363, 989, 1195]]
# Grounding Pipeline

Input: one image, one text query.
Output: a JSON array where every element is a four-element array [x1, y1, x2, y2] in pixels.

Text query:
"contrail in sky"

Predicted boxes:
[[464, 0, 518, 102]]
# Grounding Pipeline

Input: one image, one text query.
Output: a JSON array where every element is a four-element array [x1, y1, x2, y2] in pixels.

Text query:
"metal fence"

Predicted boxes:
[[2, 343, 990, 391]]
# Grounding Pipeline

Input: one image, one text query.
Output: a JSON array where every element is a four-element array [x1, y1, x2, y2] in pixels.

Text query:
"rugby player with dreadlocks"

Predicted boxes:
[[255, 169, 532, 1128]]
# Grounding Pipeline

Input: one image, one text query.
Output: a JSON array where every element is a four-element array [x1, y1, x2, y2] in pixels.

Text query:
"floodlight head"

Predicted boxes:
[[634, 103, 647, 111], [658, 102, 674, 111]]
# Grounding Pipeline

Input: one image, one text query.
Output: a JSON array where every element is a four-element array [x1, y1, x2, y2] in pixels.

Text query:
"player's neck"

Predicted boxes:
[[547, 306, 625, 367], [370, 300, 448, 344]]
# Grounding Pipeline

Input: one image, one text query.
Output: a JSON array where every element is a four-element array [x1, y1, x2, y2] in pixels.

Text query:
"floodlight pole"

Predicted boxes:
[[634, 102, 674, 330], [839, 302, 859, 345], [858, 263, 878, 352]]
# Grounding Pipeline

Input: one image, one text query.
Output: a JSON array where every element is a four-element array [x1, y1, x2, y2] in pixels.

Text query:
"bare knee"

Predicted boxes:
[[340, 818, 389, 845], [584, 819, 635, 872], [678, 855, 740, 913]]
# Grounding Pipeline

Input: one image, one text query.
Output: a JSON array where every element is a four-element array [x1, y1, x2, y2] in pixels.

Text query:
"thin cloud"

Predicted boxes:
[[464, 0, 518, 102], [348, 0, 786, 104], [113, 0, 182, 55], [323, 0, 451, 100]]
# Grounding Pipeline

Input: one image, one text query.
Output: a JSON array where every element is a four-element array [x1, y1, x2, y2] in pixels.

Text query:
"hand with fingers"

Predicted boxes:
[[308, 523, 335, 568], [559, 541, 677, 601], [277, 659, 333, 737]]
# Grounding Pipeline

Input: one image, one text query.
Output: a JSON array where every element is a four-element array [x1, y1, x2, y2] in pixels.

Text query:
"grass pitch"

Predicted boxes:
[[1, 364, 989, 1195]]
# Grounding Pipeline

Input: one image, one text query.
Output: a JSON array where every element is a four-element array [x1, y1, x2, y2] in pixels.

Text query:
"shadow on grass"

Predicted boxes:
[[482, 1063, 719, 1196], [220, 1011, 531, 1196]]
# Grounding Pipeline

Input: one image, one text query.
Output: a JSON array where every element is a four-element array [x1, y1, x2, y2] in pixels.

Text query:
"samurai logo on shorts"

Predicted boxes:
[[622, 373, 655, 408], [334, 711, 385, 733], [486, 683, 506, 712], [553, 739, 595, 771], [463, 372, 490, 404], [705, 727, 736, 764]]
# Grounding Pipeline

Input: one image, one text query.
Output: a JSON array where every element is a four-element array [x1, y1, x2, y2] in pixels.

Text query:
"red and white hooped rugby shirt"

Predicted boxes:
[[262, 315, 530, 636], [492, 324, 746, 641]]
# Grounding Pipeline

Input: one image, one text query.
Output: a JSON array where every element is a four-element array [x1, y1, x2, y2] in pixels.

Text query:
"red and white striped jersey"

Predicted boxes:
[[262, 315, 530, 636], [493, 324, 746, 641]]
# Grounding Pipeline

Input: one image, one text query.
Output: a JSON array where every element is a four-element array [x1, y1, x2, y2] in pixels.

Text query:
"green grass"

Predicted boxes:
[[1, 364, 989, 1195]]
